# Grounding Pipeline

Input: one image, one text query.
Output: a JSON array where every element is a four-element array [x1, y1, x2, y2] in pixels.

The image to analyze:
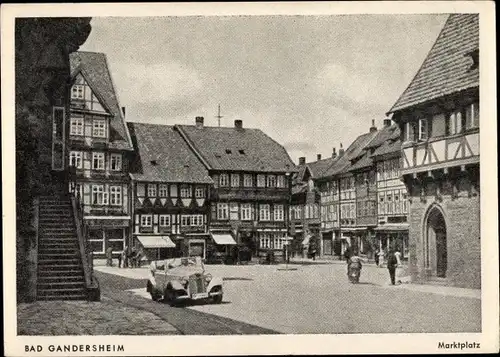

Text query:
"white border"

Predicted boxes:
[[2, 2, 498, 356]]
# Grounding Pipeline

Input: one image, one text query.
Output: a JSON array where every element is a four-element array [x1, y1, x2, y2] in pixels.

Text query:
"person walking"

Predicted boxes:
[[377, 249, 385, 268], [105, 246, 113, 267], [117, 249, 122, 268], [394, 248, 403, 284], [387, 249, 398, 285], [374, 249, 380, 267], [122, 245, 129, 268]]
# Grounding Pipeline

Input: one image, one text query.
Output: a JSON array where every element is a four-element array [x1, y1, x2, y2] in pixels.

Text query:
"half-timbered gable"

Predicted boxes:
[[127, 122, 213, 260], [68, 51, 134, 257], [387, 14, 480, 288]]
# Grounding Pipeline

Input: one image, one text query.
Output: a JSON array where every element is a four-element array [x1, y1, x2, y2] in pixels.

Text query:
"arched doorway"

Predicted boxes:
[[425, 206, 447, 278]]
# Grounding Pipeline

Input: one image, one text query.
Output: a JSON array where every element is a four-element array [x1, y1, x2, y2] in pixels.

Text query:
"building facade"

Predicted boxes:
[[68, 52, 134, 258], [127, 123, 213, 261], [387, 14, 480, 288], [175, 118, 296, 260]]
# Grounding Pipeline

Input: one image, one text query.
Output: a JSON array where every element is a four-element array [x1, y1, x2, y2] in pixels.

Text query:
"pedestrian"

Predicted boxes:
[[377, 249, 385, 268], [387, 249, 398, 285], [394, 248, 403, 284], [105, 246, 113, 267], [117, 250, 122, 268], [374, 249, 379, 266], [129, 246, 138, 268], [309, 241, 317, 261], [136, 247, 144, 268], [343, 245, 351, 262], [122, 245, 129, 268]]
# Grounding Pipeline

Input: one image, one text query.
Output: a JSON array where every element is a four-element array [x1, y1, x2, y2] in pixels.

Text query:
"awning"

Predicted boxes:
[[302, 235, 311, 246], [374, 224, 409, 232], [210, 232, 237, 245], [137, 235, 176, 248]]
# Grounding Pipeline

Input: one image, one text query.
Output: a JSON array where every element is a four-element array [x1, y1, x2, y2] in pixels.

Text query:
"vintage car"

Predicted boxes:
[[146, 256, 223, 305]]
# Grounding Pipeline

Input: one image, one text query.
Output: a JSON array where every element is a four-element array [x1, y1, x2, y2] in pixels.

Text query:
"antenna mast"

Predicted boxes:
[[215, 104, 223, 127]]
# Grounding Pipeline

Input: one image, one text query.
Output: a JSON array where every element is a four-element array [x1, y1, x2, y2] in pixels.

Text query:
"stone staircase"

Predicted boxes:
[[37, 195, 87, 300]]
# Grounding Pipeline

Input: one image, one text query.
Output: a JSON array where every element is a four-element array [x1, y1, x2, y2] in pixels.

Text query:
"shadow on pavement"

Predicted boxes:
[[223, 277, 253, 281]]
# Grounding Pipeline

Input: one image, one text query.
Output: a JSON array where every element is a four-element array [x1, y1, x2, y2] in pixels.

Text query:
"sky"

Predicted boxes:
[[80, 14, 448, 164]]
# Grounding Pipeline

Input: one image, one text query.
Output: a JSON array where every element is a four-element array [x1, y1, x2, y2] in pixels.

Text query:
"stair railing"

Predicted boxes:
[[68, 166, 100, 300]]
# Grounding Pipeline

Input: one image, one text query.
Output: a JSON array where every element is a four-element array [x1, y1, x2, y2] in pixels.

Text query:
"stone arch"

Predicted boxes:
[[422, 203, 448, 278]]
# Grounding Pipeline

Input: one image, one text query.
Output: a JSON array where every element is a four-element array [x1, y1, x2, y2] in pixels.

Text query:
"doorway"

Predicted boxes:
[[425, 207, 447, 278]]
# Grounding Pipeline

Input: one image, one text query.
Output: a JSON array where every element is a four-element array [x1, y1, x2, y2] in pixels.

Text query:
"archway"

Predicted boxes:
[[425, 206, 447, 278]]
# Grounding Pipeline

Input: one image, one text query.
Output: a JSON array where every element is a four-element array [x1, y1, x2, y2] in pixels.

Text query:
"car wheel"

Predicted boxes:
[[212, 294, 223, 304]]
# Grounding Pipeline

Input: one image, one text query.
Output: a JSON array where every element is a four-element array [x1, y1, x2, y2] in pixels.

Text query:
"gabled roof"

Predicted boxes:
[[388, 14, 479, 114], [69, 51, 133, 151], [307, 156, 340, 179], [371, 139, 402, 158], [175, 125, 296, 173], [127, 122, 213, 184], [320, 130, 379, 178]]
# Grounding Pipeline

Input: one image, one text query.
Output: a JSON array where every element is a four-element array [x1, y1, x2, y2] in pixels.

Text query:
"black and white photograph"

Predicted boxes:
[[2, 2, 498, 355]]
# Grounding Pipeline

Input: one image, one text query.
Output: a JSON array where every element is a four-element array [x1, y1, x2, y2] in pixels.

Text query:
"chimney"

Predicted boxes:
[[234, 119, 243, 129], [332, 148, 337, 159], [298, 157, 306, 165], [121, 107, 126, 117], [383, 118, 392, 127], [369, 119, 377, 133], [195, 116, 204, 128], [339, 143, 345, 157], [317, 154, 322, 161]]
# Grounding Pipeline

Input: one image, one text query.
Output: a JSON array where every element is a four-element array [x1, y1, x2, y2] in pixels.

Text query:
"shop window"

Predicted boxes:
[[107, 229, 125, 253], [88, 229, 104, 253]]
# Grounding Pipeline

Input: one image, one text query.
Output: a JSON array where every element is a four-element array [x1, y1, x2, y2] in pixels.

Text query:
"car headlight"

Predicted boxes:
[[205, 274, 212, 283]]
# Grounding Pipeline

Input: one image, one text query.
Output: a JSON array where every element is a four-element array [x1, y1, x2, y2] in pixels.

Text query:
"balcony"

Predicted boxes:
[[401, 129, 479, 175], [211, 187, 289, 201]]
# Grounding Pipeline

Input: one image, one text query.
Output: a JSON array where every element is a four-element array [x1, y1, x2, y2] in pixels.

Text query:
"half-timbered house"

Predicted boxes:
[[387, 14, 480, 288], [175, 117, 296, 260], [68, 52, 134, 258], [127, 122, 213, 261]]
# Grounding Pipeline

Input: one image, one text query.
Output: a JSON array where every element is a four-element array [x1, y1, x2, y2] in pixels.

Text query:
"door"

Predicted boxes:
[[426, 207, 447, 278]]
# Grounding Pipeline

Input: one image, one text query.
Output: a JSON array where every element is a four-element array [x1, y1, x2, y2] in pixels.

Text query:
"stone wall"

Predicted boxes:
[[16, 18, 92, 302], [406, 167, 481, 289]]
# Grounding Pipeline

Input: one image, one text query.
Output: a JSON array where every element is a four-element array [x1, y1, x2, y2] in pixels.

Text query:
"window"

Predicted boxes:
[[192, 215, 203, 226], [229, 202, 239, 220], [159, 215, 170, 227], [219, 173, 229, 187], [136, 183, 145, 197], [259, 233, 271, 249], [170, 184, 178, 197], [181, 215, 191, 227], [257, 174, 266, 187], [217, 203, 229, 220], [379, 194, 385, 215], [277, 175, 286, 188], [447, 109, 465, 136], [92, 185, 107, 205], [387, 193, 393, 214], [243, 174, 253, 187], [71, 85, 84, 99], [418, 118, 428, 141], [180, 185, 191, 198], [404, 122, 416, 142], [241, 203, 252, 220], [195, 187, 205, 198], [110, 154, 122, 171], [402, 193, 408, 213], [274, 237, 284, 250], [141, 214, 152, 227], [267, 175, 276, 187], [69, 151, 82, 169], [465, 102, 480, 129], [159, 184, 168, 197], [92, 152, 105, 170], [109, 186, 122, 205], [231, 174, 240, 187], [92, 119, 106, 138], [273, 204, 284, 221], [70, 116, 84, 135], [259, 204, 270, 221], [148, 184, 157, 197]]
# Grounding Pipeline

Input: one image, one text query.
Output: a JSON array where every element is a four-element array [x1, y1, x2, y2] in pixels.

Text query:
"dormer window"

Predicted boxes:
[[467, 48, 479, 70]]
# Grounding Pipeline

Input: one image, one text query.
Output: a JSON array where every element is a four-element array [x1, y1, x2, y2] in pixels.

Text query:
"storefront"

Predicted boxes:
[[85, 216, 130, 258], [135, 235, 176, 261], [374, 224, 409, 259], [321, 231, 334, 256]]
